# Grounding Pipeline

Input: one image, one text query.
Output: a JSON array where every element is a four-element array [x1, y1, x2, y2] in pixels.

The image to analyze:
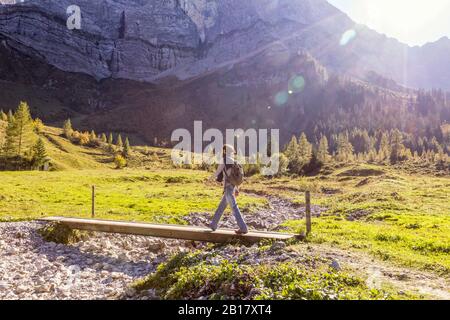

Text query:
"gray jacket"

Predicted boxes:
[[212, 156, 236, 189]]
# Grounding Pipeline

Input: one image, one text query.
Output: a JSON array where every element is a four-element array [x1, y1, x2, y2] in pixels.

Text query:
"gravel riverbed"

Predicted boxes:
[[0, 221, 201, 300]]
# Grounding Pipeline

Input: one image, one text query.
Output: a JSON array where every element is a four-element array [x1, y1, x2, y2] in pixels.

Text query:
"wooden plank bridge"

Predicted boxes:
[[39, 217, 296, 244]]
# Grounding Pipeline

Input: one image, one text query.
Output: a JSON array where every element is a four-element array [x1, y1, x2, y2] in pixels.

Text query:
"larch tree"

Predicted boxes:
[[33, 118, 44, 133], [7, 110, 14, 122], [378, 132, 390, 162], [90, 130, 97, 141], [298, 133, 312, 164], [284, 136, 299, 160], [0, 109, 7, 122], [116, 134, 123, 148], [63, 119, 73, 138], [122, 137, 131, 157], [317, 135, 330, 164], [336, 132, 354, 162], [389, 129, 405, 164], [2, 115, 17, 156], [32, 137, 47, 169], [14, 101, 36, 157]]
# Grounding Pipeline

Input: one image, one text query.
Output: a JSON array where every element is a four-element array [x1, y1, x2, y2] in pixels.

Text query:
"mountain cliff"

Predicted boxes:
[[0, 0, 449, 144], [1, 0, 450, 88]]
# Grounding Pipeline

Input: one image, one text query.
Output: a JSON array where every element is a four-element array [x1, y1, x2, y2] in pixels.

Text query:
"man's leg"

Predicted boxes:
[[225, 187, 248, 233], [209, 194, 228, 231]]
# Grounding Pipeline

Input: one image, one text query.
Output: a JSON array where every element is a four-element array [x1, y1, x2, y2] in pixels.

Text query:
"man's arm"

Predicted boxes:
[[209, 163, 225, 181]]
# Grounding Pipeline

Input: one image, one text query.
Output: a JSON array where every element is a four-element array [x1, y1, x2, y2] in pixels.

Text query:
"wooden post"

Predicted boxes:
[[305, 191, 311, 235], [91, 185, 95, 218]]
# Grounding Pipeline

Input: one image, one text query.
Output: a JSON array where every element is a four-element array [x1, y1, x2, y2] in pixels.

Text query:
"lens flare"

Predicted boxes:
[[274, 91, 289, 106], [340, 29, 357, 46], [289, 75, 305, 92]]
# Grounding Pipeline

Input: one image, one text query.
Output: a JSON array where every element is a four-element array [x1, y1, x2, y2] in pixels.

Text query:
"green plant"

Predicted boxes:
[[114, 154, 127, 169], [38, 222, 89, 244]]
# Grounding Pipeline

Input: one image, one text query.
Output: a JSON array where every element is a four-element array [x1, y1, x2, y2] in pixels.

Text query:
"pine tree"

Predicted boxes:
[[32, 137, 47, 169], [90, 130, 97, 141], [0, 109, 7, 122], [116, 134, 123, 148], [390, 129, 405, 164], [122, 137, 131, 157], [317, 135, 330, 164], [336, 132, 354, 162], [63, 119, 73, 138], [101, 133, 107, 143], [14, 101, 36, 157], [108, 133, 113, 145]]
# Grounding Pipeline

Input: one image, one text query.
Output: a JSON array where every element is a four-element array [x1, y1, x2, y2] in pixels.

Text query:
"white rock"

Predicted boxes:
[[125, 288, 136, 297], [93, 263, 103, 270], [330, 260, 341, 271], [35, 284, 51, 293], [0, 281, 10, 290], [118, 253, 128, 261], [15, 285, 28, 294]]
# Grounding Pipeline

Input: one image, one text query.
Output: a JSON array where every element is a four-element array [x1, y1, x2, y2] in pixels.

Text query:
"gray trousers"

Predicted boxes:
[[210, 185, 248, 232]]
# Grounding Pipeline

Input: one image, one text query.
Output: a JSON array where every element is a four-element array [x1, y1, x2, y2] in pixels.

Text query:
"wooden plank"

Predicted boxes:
[[38, 217, 295, 244]]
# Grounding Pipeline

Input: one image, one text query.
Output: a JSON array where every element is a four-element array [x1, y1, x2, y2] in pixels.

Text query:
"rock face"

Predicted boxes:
[[0, 0, 342, 82], [1, 0, 450, 89]]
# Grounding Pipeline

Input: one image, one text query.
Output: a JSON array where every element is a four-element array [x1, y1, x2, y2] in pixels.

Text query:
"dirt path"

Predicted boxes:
[[292, 243, 450, 300]]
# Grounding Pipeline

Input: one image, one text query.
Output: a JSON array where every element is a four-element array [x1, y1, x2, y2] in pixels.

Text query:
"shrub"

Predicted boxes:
[[132, 250, 397, 300], [38, 222, 89, 244], [114, 154, 127, 169]]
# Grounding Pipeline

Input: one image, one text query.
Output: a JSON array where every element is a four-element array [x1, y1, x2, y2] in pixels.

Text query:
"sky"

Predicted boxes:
[[327, 0, 450, 46]]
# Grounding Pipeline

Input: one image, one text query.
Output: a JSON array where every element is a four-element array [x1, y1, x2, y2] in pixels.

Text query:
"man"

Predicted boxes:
[[208, 144, 248, 234]]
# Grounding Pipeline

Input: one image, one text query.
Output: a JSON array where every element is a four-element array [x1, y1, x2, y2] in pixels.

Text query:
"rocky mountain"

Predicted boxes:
[[2, 0, 450, 88], [0, 0, 449, 144]]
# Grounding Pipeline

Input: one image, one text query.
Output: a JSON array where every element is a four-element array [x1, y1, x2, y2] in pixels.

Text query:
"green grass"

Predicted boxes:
[[0, 169, 267, 223], [245, 163, 450, 275], [40, 127, 112, 170]]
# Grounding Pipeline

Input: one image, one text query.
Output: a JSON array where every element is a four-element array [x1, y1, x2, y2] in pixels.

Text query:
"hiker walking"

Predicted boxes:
[[209, 144, 248, 234]]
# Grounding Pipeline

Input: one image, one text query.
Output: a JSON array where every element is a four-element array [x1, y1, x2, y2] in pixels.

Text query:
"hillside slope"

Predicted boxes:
[[0, 121, 174, 170]]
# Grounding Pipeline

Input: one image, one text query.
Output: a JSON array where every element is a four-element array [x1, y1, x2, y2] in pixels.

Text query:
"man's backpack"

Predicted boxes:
[[224, 162, 244, 186]]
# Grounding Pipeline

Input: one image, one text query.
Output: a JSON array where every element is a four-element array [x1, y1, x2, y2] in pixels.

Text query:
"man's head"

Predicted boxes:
[[223, 144, 235, 158]]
